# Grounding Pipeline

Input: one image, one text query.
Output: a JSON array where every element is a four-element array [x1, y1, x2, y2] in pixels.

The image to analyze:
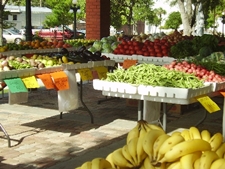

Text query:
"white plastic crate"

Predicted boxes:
[[205, 81, 225, 92], [138, 84, 212, 99], [93, 79, 138, 94]]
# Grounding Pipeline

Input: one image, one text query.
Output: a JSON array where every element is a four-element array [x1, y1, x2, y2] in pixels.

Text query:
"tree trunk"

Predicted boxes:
[[177, 0, 192, 36], [0, 4, 3, 46]]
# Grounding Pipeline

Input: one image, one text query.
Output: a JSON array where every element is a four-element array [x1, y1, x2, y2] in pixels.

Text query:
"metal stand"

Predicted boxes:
[[60, 79, 94, 123], [0, 123, 11, 147], [138, 100, 143, 120]]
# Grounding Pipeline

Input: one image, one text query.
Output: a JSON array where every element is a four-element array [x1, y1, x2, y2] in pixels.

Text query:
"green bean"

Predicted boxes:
[[104, 63, 204, 89]]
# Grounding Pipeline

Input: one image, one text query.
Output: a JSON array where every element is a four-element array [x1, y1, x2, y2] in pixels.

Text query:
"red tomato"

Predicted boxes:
[[133, 41, 140, 46], [134, 46, 141, 51], [154, 39, 160, 43], [129, 45, 134, 50], [156, 53, 163, 57], [121, 40, 127, 45], [119, 48, 125, 54], [148, 47, 155, 52], [117, 44, 124, 49], [127, 41, 133, 45], [130, 50, 135, 55], [124, 45, 129, 49], [136, 50, 143, 55], [150, 52, 156, 56], [143, 51, 150, 56]]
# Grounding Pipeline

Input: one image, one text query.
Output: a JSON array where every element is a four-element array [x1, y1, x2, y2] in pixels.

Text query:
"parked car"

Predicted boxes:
[[3, 29, 26, 44]]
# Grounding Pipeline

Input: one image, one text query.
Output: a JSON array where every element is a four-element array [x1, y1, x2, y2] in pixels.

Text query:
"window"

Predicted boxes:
[[4, 15, 8, 20], [13, 15, 17, 21]]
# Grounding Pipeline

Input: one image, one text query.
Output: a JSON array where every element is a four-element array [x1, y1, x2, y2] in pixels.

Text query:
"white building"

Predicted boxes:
[[4, 5, 52, 30]]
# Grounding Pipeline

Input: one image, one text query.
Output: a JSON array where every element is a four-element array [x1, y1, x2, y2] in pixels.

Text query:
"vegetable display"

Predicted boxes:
[[104, 63, 204, 89], [169, 34, 225, 59], [163, 60, 225, 82]]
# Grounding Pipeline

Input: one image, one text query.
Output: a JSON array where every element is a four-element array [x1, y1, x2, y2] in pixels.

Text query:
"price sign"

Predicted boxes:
[[77, 68, 93, 81], [37, 74, 55, 89], [123, 59, 137, 69], [4, 78, 28, 93], [50, 71, 69, 91], [196, 95, 220, 113], [94, 66, 108, 79], [22, 76, 40, 89]]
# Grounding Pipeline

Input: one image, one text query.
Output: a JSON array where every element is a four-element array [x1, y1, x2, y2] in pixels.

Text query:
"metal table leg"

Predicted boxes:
[[162, 103, 167, 132], [138, 100, 143, 120], [0, 123, 11, 147], [80, 80, 94, 123]]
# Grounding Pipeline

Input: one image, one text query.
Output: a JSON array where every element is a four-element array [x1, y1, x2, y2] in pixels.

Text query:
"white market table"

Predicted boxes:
[[93, 79, 225, 140]]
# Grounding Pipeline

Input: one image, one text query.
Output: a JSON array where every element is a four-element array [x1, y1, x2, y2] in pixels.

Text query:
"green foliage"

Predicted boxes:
[[110, 0, 155, 33], [43, 0, 73, 27], [169, 34, 222, 59], [163, 11, 182, 30]]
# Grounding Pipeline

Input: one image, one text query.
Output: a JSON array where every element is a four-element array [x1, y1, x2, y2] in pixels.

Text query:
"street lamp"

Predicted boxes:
[[221, 12, 225, 37], [71, 0, 80, 39]]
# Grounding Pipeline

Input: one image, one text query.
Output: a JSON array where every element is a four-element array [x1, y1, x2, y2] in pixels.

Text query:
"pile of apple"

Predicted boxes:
[[163, 60, 225, 82], [113, 38, 171, 57]]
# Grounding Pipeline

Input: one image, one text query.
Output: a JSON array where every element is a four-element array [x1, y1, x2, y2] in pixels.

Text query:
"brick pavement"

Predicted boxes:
[[0, 82, 223, 169]]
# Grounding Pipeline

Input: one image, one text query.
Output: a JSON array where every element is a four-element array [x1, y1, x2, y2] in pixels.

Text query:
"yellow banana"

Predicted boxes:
[[121, 144, 135, 166], [155, 162, 166, 169], [194, 158, 200, 169], [146, 123, 164, 132], [141, 156, 155, 169], [80, 161, 92, 169], [160, 139, 211, 163], [189, 126, 201, 139], [91, 158, 112, 169], [110, 148, 133, 168], [126, 122, 141, 144], [201, 130, 211, 142], [170, 131, 181, 136], [105, 153, 117, 169], [76, 167, 82, 169], [210, 158, 225, 169], [141, 120, 154, 132], [136, 133, 148, 166], [209, 132, 224, 151], [166, 161, 181, 169], [180, 151, 202, 169], [156, 134, 185, 161], [216, 142, 225, 158], [152, 133, 170, 162], [142, 129, 165, 161], [127, 137, 139, 166], [181, 129, 191, 141], [198, 150, 219, 169]]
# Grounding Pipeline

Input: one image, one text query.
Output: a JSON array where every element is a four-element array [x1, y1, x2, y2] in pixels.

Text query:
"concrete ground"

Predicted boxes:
[[0, 82, 223, 169]]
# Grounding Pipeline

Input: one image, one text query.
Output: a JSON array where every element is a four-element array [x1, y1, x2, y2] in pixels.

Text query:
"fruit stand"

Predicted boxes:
[[0, 47, 116, 147]]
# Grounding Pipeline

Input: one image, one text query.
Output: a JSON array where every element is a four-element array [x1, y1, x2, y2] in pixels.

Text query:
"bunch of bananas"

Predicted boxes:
[[76, 120, 225, 169], [75, 157, 113, 169]]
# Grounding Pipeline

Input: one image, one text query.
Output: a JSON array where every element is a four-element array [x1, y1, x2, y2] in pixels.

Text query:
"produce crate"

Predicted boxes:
[[204, 81, 225, 92], [93, 79, 138, 94], [138, 84, 212, 99]]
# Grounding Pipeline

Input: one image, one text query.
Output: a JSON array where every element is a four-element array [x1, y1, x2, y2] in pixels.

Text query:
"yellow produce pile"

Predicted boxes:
[[76, 120, 225, 169]]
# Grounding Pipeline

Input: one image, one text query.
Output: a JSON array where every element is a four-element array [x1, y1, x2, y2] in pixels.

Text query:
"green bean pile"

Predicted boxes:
[[104, 63, 204, 89]]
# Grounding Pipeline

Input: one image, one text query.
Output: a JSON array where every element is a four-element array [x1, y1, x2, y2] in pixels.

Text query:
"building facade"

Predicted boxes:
[[4, 5, 52, 30]]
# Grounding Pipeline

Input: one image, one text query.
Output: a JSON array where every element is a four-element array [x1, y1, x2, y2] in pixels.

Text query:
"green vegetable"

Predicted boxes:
[[104, 63, 204, 89]]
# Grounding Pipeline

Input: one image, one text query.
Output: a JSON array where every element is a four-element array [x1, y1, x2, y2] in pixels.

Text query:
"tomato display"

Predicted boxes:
[[113, 39, 171, 57]]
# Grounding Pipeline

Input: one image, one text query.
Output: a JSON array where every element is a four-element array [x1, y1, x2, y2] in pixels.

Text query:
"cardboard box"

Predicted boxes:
[[126, 99, 139, 107], [166, 103, 200, 114]]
